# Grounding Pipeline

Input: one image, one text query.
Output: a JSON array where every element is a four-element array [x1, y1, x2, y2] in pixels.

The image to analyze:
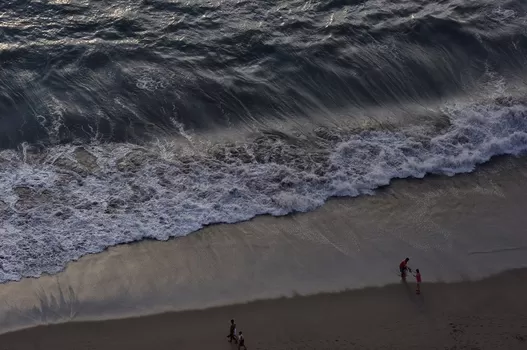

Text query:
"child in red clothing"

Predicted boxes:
[[414, 269, 422, 294]]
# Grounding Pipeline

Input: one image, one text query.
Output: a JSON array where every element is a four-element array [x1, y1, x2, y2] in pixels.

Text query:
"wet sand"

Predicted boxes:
[[0, 156, 527, 342], [1, 269, 527, 350]]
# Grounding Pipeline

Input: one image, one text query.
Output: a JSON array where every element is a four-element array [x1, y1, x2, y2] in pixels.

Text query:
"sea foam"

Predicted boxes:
[[0, 100, 526, 282]]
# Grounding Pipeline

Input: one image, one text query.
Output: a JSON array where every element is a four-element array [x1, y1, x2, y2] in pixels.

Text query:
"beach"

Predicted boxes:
[[1, 156, 527, 348], [1, 269, 527, 350], [2, 0, 527, 348]]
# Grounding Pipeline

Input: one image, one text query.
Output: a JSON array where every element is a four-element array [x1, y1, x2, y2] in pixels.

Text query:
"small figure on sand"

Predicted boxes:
[[414, 269, 422, 294], [399, 257, 411, 279], [238, 331, 247, 350], [227, 319, 237, 343]]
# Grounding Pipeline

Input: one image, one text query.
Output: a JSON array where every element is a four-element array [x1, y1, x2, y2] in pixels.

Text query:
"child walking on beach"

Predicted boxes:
[[238, 331, 247, 350], [414, 269, 422, 294]]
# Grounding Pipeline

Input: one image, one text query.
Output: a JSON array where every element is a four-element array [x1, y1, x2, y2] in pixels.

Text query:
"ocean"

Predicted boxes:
[[0, 0, 527, 283]]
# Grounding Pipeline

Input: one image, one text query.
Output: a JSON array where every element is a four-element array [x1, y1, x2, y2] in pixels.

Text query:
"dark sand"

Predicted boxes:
[[1, 269, 527, 350]]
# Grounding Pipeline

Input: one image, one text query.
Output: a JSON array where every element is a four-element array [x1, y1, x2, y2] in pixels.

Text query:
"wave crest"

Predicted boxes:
[[0, 98, 526, 282]]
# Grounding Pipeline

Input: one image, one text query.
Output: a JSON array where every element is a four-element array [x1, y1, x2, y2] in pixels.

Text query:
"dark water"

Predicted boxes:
[[1, 0, 526, 147], [1, 0, 527, 282]]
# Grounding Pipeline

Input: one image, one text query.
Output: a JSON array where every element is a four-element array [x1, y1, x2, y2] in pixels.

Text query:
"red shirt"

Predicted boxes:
[[399, 260, 407, 269], [415, 273, 422, 283]]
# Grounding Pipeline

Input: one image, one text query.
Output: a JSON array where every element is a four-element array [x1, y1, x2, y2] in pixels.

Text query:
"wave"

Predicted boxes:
[[1, 97, 526, 282], [1, 0, 527, 284], [0, 0, 526, 148]]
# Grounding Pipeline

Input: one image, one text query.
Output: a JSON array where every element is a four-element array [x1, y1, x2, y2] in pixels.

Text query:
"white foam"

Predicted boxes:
[[0, 100, 526, 282]]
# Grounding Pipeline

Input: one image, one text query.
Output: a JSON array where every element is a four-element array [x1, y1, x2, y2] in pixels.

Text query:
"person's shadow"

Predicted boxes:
[[400, 277, 426, 312]]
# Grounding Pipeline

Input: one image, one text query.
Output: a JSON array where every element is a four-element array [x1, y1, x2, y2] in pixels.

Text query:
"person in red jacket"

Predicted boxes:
[[399, 257, 411, 279]]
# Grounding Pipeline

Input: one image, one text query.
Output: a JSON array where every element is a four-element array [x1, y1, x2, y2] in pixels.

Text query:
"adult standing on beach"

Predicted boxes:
[[399, 257, 410, 279]]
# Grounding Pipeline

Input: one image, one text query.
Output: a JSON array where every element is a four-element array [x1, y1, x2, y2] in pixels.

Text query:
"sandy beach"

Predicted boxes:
[[1, 269, 527, 350], [2, 0, 527, 348], [0, 157, 527, 348]]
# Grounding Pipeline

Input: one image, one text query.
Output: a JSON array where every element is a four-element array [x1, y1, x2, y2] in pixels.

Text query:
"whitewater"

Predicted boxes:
[[1, 0, 527, 282], [0, 97, 526, 282]]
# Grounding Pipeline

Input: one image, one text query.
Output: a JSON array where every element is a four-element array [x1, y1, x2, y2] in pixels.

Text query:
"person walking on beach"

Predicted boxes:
[[414, 269, 422, 294], [399, 257, 411, 279], [238, 331, 247, 350], [227, 319, 237, 343]]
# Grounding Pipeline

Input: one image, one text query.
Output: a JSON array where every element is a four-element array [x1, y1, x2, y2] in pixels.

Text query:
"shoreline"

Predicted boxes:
[[2, 268, 527, 349], [0, 156, 527, 335]]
